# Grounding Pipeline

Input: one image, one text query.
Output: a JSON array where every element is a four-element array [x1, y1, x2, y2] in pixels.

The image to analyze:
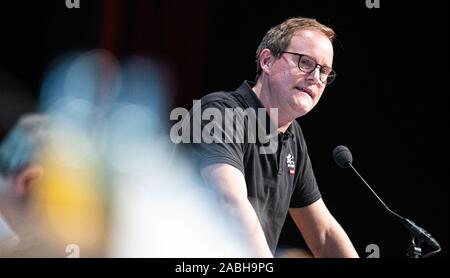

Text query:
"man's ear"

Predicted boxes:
[[14, 164, 44, 198], [260, 49, 275, 75]]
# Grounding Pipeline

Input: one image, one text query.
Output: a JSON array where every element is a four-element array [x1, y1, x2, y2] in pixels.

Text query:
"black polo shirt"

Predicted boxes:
[[185, 81, 321, 254]]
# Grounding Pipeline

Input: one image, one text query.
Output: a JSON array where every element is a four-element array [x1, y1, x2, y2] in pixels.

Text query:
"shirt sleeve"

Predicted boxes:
[[186, 98, 246, 174]]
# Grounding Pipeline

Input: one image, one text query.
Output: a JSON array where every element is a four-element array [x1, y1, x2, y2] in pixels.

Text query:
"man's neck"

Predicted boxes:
[[252, 80, 293, 133]]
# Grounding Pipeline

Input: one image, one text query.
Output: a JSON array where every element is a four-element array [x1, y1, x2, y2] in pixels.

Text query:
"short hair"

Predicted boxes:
[[255, 17, 335, 81], [0, 114, 49, 177]]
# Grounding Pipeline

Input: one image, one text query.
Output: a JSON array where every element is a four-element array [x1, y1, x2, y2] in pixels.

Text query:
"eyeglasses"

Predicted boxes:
[[282, 51, 336, 84]]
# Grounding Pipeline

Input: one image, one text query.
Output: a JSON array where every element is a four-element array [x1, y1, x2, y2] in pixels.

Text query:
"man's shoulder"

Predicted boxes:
[[290, 120, 307, 146], [199, 89, 246, 109], [290, 120, 303, 135]]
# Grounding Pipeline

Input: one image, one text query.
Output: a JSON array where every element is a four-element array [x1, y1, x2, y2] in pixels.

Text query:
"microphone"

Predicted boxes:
[[332, 145, 441, 258], [332, 145, 352, 168], [403, 218, 441, 250]]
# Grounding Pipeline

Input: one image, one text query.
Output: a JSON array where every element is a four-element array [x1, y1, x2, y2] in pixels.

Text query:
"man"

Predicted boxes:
[[0, 114, 48, 256], [179, 17, 359, 257]]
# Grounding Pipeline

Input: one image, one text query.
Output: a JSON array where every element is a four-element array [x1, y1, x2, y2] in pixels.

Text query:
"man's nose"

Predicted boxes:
[[307, 67, 321, 83]]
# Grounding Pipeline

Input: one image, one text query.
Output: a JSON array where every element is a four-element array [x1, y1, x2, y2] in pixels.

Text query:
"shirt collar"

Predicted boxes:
[[236, 81, 294, 141]]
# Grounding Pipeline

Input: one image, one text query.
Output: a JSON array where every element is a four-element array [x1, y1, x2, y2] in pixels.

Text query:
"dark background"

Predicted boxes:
[[0, 0, 448, 258]]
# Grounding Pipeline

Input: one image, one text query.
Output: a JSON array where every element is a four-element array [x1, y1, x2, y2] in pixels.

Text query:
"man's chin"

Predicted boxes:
[[292, 96, 314, 113], [292, 103, 313, 118]]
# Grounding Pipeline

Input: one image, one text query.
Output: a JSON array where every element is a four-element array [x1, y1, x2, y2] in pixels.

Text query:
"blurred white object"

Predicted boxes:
[[0, 212, 20, 252]]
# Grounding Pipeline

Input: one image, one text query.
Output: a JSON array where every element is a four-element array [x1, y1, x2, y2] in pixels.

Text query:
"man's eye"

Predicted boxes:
[[299, 58, 315, 68]]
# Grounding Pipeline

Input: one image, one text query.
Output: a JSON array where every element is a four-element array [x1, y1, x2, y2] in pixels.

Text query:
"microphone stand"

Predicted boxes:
[[347, 163, 441, 258]]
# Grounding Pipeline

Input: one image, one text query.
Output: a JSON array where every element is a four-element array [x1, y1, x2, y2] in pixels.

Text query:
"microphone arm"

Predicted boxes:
[[347, 163, 403, 221], [345, 161, 441, 258]]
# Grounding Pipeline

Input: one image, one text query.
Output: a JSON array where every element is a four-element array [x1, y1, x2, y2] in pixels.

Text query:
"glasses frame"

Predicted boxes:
[[282, 51, 336, 84]]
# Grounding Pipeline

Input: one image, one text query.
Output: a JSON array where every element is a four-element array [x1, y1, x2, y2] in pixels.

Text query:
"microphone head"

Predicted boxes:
[[333, 145, 353, 168]]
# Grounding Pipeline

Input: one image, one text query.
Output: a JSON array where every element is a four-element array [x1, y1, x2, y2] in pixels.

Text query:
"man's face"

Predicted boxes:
[[267, 29, 334, 120]]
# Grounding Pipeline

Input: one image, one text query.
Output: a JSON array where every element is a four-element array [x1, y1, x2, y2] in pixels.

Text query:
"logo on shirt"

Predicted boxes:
[[286, 154, 295, 175]]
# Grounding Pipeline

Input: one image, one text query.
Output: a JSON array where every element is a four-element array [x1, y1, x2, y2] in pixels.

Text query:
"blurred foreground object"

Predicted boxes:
[[1, 50, 253, 257]]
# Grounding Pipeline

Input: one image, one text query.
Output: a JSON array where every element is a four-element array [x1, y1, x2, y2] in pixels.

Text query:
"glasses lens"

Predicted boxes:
[[323, 71, 336, 84], [297, 54, 336, 84], [298, 56, 316, 72]]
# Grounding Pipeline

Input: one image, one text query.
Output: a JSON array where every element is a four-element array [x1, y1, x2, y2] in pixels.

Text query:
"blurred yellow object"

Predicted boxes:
[[31, 136, 107, 256]]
